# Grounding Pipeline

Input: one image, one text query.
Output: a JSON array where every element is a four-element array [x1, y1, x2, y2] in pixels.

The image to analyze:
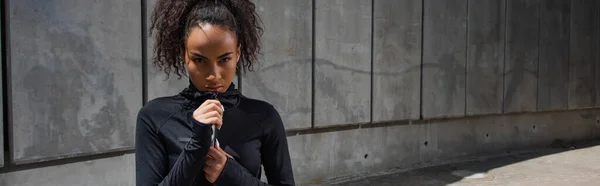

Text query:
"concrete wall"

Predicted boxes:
[[1, 0, 599, 185]]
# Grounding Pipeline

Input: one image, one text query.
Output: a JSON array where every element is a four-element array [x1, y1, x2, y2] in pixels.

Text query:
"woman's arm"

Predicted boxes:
[[135, 109, 212, 186], [259, 106, 295, 185], [213, 105, 295, 186]]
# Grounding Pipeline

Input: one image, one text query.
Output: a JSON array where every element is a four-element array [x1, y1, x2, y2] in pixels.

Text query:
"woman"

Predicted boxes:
[[135, 0, 295, 185]]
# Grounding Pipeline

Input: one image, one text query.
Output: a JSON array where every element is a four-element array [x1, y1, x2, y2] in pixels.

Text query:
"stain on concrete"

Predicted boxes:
[[313, 0, 372, 126], [16, 27, 132, 163], [241, 0, 313, 129], [10, 0, 141, 163], [372, 0, 422, 122], [466, 0, 505, 115], [537, 0, 570, 111], [242, 58, 312, 129], [568, 0, 598, 109], [421, 0, 468, 118], [504, 0, 540, 113]]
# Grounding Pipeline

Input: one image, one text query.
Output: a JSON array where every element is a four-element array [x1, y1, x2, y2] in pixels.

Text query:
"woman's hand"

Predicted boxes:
[[193, 99, 224, 129], [204, 145, 233, 183]]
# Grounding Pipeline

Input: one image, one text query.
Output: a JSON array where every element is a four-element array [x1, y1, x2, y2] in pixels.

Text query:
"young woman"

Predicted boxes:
[[135, 0, 295, 185]]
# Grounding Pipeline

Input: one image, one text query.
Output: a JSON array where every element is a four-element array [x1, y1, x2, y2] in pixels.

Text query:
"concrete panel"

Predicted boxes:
[[372, 0, 422, 122], [9, 0, 142, 164], [422, 0, 468, 118], [538, 0, 571, 111], [288, 108, 600, 185], [569, 0, 598, 109], [242, 0, 312, 129], [465, 0, 505, 116], [504, 0, 540, 113], [314, 0, 371, 126], [0, 154, 135, 186]]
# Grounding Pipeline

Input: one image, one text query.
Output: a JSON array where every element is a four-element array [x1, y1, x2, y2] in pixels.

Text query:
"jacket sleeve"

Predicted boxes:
[[213, 105, 295, 186], [135, 109, 213, 186]]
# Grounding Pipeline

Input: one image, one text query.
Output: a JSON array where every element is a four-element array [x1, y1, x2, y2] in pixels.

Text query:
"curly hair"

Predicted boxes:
[[149, 0, 263, 78]]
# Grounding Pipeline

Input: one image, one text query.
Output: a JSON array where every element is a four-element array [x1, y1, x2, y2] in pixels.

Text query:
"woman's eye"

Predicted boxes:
[[192, 58, 204, 63], [219, 57, 230, 63]]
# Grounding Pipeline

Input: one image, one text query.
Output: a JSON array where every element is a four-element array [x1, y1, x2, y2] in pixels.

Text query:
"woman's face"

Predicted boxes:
[[183, 24, 239, 93]]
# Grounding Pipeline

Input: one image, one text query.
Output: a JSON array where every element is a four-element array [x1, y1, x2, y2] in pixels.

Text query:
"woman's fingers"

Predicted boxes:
[[216, 145, 233, 159], [204, 147, 227, 183], [201, 117, 222, 128], [192, 100, 224, 127], [208, 147, 225, 162], [196, 100, 223, 115]]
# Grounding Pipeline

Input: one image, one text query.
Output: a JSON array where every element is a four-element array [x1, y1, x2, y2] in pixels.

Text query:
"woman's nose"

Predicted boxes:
[[205, 67, 220, 80]]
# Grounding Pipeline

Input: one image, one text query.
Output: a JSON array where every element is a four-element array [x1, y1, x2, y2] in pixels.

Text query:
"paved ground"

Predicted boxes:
[[328, 141, 600, 186]]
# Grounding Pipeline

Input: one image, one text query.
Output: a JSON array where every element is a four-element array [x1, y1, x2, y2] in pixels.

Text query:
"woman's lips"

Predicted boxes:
[[205, 86, 223, 92]]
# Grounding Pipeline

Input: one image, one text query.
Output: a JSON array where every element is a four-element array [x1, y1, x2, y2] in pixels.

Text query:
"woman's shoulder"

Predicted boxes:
[[237, 95, 281, 122], [137, 95, 185, 123], [238, 95, 277, 112]]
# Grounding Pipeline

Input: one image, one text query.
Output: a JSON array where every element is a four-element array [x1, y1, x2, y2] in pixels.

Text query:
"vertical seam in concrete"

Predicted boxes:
[[141, 0, 148, 105], [310, 0, 316, 128], [500, 0, 506, 113], [597, 1, 600, 107], [502, 0, 508, 113], [536, 0, 542, 111], [567, 0, 573, 109], [369, 0, 374, 125], [419, 0, 425, 120], [1, 0, 12, 169], [464, 0, 469, 115], [595, 0, 599, 107]]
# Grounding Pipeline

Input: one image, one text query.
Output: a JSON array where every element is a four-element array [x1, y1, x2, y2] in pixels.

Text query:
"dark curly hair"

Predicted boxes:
[[149, 0, 263, 79]]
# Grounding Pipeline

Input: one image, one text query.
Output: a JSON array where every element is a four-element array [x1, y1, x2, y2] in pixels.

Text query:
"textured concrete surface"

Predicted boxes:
[[287, 109, 599, 185], [242, 0, 313, 129], [330, 142, 600, 186], [372, 0, 421, 122], [314, 0, 372, 126], [0, 154, 135, 186], [503, 0, 540, 113], [465, 0, 505, 116], [0, 109, 598, 185], [9, 0, 142, 164], [537, 0, 570, 111], [422, 0, 467, 118], [568, 0, 598, 109]]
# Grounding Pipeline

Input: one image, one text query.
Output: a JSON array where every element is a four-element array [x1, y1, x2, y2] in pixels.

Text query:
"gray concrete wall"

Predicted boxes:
[[7, 0, 142, 165], [1, 109, 599, 185], [1, 0, 599, 185]]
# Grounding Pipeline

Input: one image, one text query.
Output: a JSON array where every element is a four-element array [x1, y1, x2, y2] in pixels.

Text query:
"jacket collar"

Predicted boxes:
[[179, 80, 240, 110]]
